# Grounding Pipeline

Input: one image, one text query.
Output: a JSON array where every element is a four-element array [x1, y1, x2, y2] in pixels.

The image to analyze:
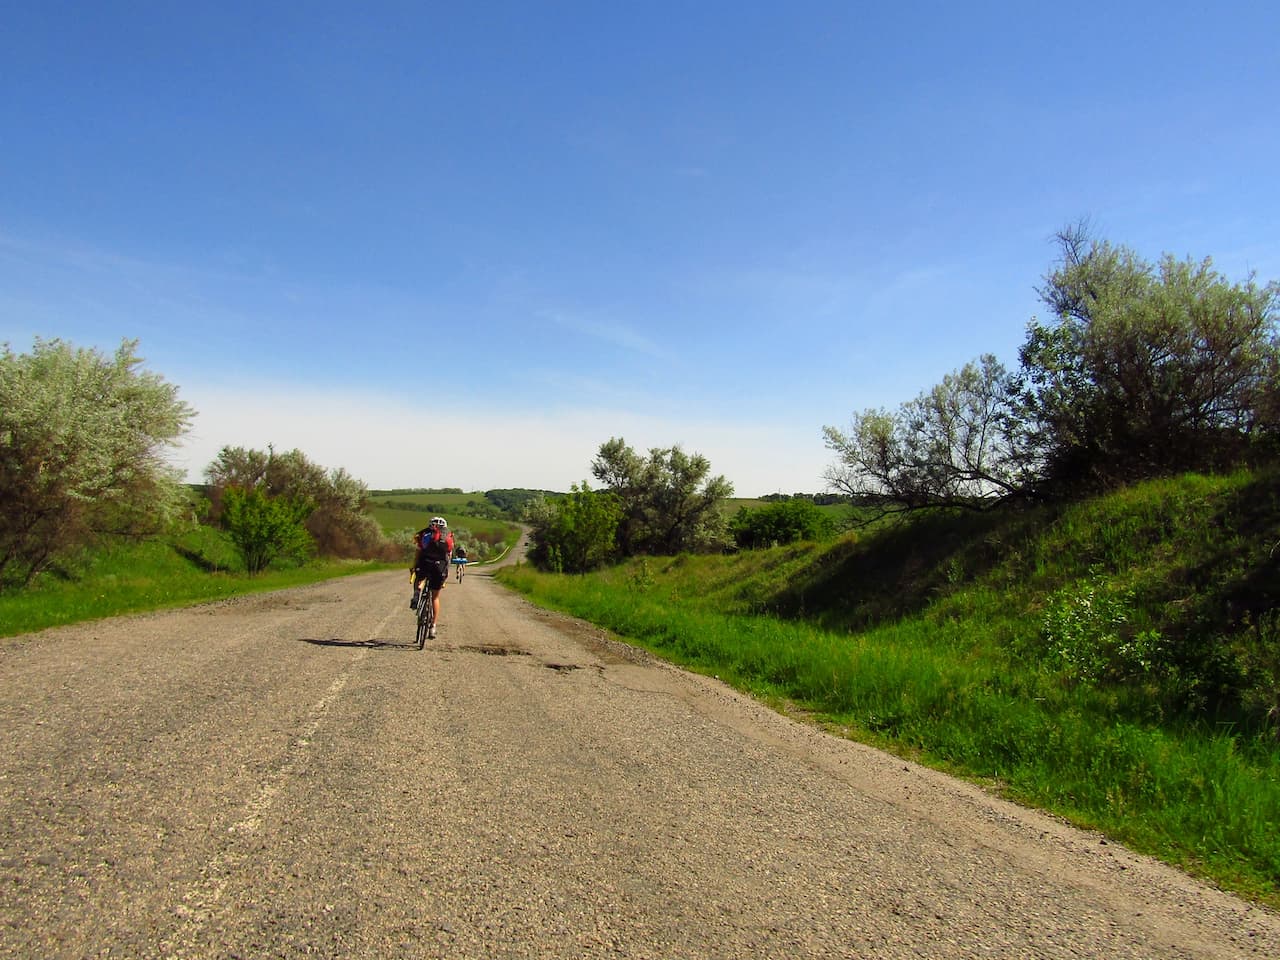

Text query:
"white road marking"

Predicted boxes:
[[167, 609, 400, 949]]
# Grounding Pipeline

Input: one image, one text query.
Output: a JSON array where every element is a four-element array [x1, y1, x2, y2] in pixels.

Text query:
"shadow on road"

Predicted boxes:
[[297, 637, 416, 650]]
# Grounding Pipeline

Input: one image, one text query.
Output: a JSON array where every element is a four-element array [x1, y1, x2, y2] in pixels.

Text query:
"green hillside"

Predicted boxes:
[[499, 468, 1280, 905]]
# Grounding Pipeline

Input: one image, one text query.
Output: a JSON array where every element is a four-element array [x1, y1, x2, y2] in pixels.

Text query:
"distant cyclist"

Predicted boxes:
[[410, 517, 453, 638], [452, 543, 468, 581]]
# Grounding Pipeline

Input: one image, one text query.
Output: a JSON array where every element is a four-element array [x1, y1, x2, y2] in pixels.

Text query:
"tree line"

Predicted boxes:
[[525, 226, 1280, 567], [6, 227, 1276, 584]]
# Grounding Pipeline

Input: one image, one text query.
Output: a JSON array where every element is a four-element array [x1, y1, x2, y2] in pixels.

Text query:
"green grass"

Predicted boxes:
[[498, 470, 1280, 907], [720, 497, 853, 521], [0, 525, 398, 638]]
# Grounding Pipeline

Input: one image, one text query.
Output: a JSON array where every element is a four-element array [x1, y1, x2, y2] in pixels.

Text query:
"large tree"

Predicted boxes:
[[824, 228, 1280, 514], [823, 354, 1033, 514], [1014, 225, 1280, 489], [0, 338, 193, 587], [591, 437, 733, 555]]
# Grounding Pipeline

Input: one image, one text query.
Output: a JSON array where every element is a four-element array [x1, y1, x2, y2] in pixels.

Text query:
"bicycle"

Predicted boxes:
[[452, 557, 467, 583], [414, 579, 435, 650]]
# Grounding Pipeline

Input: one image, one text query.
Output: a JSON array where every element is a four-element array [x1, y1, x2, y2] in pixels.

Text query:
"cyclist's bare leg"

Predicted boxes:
[[432, 581, 445, 627]]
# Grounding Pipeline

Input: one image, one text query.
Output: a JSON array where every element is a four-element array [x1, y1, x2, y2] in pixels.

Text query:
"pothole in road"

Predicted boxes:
[[457, 644, 582, 673], [460, 644, 531, 657]]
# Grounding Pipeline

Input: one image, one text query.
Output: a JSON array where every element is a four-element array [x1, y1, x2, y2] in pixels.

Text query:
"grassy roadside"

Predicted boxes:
[[0, 525, 398, 638], [2, 492, 525, 639], [498, 471, 1280, 908]]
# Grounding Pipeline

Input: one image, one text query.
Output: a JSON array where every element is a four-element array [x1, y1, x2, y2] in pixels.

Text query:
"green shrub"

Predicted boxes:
[[221, 487, 314, 574], [1039, 572, 1169, 685], [729, 498, 836, 548]]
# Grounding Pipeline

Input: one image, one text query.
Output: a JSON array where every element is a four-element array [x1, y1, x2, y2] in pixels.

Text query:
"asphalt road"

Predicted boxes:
[[2, 559, 1277, 959]]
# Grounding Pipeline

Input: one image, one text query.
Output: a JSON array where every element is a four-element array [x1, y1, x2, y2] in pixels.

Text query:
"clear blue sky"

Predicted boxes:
[[3, 1, 1277, 495]]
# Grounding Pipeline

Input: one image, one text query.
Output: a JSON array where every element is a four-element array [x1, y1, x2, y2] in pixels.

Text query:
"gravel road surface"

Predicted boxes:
[[2, 555, 1277, 959]]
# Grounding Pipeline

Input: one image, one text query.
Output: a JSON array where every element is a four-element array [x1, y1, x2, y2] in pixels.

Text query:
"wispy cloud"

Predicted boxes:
[[537, 308, 669, 360]]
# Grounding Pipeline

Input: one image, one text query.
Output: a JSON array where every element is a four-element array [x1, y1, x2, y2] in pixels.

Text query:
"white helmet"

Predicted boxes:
[[430, 516, 447, 528]]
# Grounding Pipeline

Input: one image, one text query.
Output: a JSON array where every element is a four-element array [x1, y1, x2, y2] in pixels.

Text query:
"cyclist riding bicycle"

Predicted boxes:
[[451, 543, 468, 582], [410, 517, 453, 639]]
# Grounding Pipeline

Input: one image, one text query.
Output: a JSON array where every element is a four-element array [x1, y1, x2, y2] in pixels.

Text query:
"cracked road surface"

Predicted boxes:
[[2, 560, 1278, 958]]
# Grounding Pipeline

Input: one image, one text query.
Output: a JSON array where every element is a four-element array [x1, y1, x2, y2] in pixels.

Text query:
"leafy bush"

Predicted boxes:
[[592, 437, 732, 555], [729, 498, 836, 549], [1015, 228, 1280, 491], [221, 487, 314, 574], [1039, 572, 1169, 685], [824, 354, 1030, 513], [526, 482, 621, 573], [205, 445, 393, 560]]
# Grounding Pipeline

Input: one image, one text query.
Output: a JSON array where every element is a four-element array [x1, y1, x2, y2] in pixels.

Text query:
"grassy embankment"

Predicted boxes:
[[0, 524, 398, 638], [498, 470, 1280, 907], [1, 491, 526, 638]]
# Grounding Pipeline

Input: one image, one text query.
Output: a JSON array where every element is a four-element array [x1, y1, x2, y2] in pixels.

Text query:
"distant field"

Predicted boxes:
[[721, 498, 853, 519], [366, 491, 522, 551], [370, 505, 515, 539], [369, 491, 487, 511]]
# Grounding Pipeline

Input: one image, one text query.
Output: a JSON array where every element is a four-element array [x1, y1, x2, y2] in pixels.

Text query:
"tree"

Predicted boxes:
[[824, 227, 1280, 515], [526, 481, 622, 573], [823, 354, 1032, 516], [204, 445, 389, 559], [221, 487, 314, 574], [591, 437, 733, 555], [1014, 225, 1280, 490], [0, 338, 193, 588]]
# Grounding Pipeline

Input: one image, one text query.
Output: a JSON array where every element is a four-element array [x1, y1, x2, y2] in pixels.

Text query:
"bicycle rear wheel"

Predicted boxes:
[[416, 587, 432, 649]]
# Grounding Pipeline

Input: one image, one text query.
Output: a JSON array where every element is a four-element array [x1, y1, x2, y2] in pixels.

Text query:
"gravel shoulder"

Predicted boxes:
[[1, 558, 1277, 959]]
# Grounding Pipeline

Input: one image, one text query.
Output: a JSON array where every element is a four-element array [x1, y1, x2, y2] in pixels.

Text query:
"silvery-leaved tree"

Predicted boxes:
[[591, 437, 733, 556], [0, 338, 193, 588], [1013, 224, 1280, 491], [824, 225, 1280, 516]]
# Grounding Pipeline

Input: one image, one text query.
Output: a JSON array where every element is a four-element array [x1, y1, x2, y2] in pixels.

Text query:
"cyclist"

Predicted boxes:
[[452, 543, 468, 581], [409, 517, 453, 638]]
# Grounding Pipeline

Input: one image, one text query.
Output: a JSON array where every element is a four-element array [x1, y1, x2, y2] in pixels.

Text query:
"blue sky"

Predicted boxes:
[[3, 1, 1278, 495]]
